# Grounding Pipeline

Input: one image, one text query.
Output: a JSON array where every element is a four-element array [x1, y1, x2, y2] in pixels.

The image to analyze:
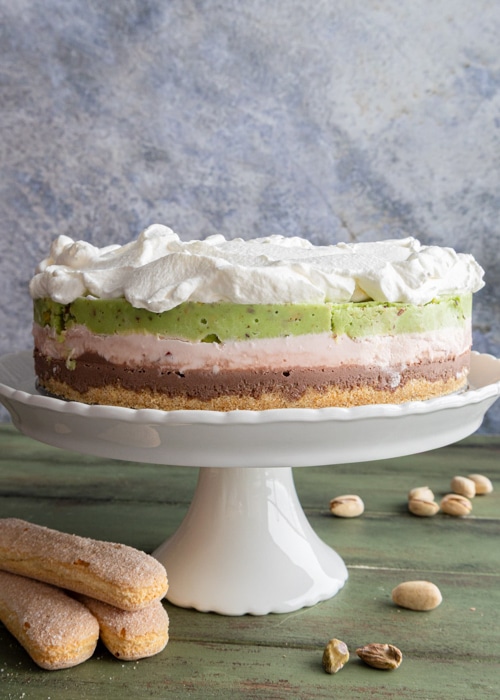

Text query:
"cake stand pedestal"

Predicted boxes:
[[1, 351, 500, 615], [154, 466, 348, 614]]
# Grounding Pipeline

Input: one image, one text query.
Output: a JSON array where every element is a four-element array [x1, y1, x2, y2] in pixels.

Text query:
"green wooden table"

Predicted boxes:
[[0, 423, 499, 699]]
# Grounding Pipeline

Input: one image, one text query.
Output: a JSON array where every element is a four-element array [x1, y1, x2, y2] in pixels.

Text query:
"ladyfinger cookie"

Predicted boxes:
[[79, 595, 169, 661], [0, 518, 168, 611], [0, 570, 99, 670]]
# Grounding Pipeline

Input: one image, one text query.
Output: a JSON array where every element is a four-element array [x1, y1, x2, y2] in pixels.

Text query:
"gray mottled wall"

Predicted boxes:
[[1, 0, 500, 431]]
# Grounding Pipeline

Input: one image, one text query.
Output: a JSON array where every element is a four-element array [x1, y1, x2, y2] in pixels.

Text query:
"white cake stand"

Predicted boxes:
[[1, 350, 500, 616]]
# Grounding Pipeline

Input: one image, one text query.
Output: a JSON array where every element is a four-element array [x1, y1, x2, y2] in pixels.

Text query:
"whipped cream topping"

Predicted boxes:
[[29, 225, 485, 310]]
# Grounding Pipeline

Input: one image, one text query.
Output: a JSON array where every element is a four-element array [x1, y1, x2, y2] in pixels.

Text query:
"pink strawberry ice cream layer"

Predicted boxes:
[[33, 324, 471, 373]]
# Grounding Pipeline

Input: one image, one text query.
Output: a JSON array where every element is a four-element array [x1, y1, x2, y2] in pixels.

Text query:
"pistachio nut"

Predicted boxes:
[[322, 638, 349, 674], [450, 476, 476, 499], [408, 485, 434, 501], [467, 473, 493, 495], [391, 580, 442, 611], [356, 643, 402, 670], [329, 494, 364, 518], [408, 497, 440, 517], [440, 493, 472, 517]]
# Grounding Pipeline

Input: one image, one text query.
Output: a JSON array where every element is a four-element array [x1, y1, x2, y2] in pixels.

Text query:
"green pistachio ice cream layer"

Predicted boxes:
[[34, 294, 472, 343]]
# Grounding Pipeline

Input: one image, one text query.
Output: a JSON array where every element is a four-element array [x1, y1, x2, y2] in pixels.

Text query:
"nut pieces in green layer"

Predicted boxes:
[[34, 294, 472, 342]]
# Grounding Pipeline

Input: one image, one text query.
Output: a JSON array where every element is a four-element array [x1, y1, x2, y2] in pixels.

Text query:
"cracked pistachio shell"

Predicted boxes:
[[440, 493, 472, 516], [408, 498, 440, 517], [329, 494, 364, 518]]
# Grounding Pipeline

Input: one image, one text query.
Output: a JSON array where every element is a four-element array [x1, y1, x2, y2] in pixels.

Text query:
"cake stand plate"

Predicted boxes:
[[1, 351, 500, 615]]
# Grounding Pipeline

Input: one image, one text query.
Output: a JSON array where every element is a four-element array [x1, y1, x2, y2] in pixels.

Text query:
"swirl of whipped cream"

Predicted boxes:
[[29, 225, 485, 310]]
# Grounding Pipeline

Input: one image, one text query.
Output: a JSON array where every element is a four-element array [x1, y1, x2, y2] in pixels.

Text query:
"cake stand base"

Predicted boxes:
[[153, 466, 348, 615]]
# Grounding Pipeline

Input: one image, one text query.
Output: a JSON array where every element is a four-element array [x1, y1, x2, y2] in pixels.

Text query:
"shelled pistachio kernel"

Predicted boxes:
[[408, 497, 440, 517], [450, 476, 476, 499], [329, 494, 364, 518], [467, 474, 493, 495], [408, 486, 434, 501], [356, 643, 402, 670], [322, 638, 349, 674], [440, 493, 472, 517], [391, 580, 442, 611]]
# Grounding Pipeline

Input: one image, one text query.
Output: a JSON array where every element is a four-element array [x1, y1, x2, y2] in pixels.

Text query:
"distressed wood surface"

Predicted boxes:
[[0, 424, 499, 699]]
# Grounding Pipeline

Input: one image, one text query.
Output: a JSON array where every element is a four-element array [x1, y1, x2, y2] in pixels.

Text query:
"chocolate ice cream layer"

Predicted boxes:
[[34, 350, 469, 403]]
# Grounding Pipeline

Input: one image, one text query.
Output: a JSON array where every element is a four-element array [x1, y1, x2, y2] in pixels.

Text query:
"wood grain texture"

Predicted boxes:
[[0, 425, 499, 698]]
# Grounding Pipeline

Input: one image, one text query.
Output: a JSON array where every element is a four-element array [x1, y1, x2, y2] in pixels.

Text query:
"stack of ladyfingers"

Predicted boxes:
[[0, 518, 169, 670]]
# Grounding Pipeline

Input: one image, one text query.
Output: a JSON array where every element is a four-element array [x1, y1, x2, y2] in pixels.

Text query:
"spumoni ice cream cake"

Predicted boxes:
[[30, 226, 484, 411]]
